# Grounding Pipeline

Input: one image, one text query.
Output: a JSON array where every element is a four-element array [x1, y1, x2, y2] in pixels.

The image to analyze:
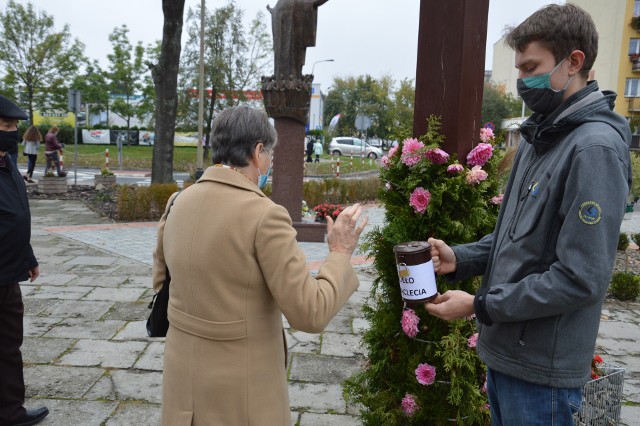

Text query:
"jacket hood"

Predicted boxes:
[[520, 81, 632, 155]]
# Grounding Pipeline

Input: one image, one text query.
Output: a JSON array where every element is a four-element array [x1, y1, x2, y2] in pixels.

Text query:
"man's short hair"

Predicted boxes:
[[505, 3, 598, 78]]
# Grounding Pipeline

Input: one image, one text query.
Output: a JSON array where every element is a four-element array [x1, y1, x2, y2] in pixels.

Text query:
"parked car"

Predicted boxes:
[[328, 137, 383, 159]]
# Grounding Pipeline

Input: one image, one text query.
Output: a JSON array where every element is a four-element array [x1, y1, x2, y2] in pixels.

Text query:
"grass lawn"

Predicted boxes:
[[63, 144, 381, 175]]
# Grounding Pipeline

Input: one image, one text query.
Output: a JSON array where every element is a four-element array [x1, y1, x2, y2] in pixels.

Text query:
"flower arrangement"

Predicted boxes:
[[313, 203, 343, 221], [344, 116, 506, 425], [100, 166, 114, 176], [591, 354, 604, 379]]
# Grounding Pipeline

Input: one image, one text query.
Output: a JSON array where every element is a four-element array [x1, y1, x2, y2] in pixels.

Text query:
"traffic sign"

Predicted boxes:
[[355, 115, 372, 131]]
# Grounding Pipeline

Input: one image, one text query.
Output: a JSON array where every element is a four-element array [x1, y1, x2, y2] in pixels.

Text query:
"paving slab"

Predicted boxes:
[[25, 398, 118, 426], [134, 341, 164, 371], [105, 402, 162, 426], [321, 332, 365, 357], [110, 370, 163, 404], [44, 318, 126, 339], [299, 412, 361, 426], [289, 354, 363, 385], [289, 382, 346, 412], [40, 300, 114, 320], [84, 287, 147, 302], [24, 365, 104, 398], [57, 339, 148, 369], [22, 337, 75, 364], [102, 301, 150, 321]]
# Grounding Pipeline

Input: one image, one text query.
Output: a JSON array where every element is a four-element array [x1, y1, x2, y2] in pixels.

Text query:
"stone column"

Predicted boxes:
[[262, 75, 326, 242]]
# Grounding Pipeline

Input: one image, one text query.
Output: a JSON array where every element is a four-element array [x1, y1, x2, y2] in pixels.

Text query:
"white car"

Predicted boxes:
[[328, 137, 383, 159]]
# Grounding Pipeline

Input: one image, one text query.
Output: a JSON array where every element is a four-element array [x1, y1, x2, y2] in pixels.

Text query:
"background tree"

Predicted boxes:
[[392, 77, 415, 138], [0, 0, 85, 122], [480, 82, 524, 130], [72, 62, 110, 127], [324, 75, 405, 141], [107, 25, 146, 135], [148, 0, 186, 183], [178, 0, 272, 137]]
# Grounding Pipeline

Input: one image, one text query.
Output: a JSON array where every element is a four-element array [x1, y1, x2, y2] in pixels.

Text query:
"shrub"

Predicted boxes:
[[632, 233, 640, 246], [609, 272, 640, 301], [618, 233, 630, 251], [302, 177, 380, 206], [343, 117, 503, 425], [116, 183, 179, 221]]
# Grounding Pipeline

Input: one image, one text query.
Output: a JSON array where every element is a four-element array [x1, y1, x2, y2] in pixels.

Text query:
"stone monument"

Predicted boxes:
[[262, 0, 329, 242]]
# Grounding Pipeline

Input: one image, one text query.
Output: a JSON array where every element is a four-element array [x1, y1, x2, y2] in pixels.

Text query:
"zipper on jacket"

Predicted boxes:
[[487, 154, 540, 284]]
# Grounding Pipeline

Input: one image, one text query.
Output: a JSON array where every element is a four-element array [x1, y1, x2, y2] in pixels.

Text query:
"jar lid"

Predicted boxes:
[[393, 241, 431, 253]]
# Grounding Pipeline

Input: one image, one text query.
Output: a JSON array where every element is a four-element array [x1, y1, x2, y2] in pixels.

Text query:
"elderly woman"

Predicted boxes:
[[153, 105, 367, 425]]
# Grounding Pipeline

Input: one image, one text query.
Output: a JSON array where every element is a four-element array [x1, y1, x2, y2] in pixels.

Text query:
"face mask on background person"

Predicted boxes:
[[257, 150, 272, 189], [0, 130, 19, 153], [517, 57, 574, 116]]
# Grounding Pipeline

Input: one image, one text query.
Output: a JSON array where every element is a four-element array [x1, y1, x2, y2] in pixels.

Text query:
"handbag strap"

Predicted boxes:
[[164, 190, 181, 277]]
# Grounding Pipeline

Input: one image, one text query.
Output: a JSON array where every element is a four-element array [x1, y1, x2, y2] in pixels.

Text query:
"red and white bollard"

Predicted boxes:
[[336, 158, 340, 178], [59, 150, 64, 170], [350, 153, 353, 168], [105, 148, 110, 172]]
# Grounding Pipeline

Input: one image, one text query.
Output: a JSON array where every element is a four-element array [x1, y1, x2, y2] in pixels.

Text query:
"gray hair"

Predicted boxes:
[[210, 105, 278, 167]]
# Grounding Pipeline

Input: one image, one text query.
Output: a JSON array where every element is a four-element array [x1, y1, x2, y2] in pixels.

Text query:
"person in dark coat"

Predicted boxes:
[[305, 138, 314, 162], [0, 94, 49, 426]]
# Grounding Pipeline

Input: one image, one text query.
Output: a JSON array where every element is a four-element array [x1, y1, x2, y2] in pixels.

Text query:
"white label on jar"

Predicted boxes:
[[397, 261, 437, 300]]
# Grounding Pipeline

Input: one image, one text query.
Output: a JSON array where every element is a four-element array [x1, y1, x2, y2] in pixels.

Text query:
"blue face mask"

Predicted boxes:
[[257, 150, 272, 189], [516, 57, 573, 116]]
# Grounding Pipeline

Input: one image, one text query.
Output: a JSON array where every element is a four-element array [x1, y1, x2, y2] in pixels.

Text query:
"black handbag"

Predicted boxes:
[[146, 192, 181, 338]]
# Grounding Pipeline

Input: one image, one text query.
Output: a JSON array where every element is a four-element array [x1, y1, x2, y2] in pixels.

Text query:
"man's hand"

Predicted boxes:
[[428, 237, 456, 275], [424, 290, 474, 320], [28, 266, 39, 282]]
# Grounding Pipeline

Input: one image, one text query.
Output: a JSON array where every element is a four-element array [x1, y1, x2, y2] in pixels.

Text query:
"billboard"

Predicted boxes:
[[34, 110, 77, 127]]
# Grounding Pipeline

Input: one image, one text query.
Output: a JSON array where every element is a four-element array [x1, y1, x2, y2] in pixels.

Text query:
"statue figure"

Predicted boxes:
[[267, 0, 329, 79]]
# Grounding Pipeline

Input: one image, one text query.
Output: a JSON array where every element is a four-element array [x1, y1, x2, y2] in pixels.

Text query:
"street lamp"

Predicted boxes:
[[311, 59, 335, 76]]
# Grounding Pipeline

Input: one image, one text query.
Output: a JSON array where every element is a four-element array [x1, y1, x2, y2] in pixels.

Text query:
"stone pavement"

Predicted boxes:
[[19, 199, 640, 425]]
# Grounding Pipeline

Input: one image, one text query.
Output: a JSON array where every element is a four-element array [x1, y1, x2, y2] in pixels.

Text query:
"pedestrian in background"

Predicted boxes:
[[306, 137, 314, 162], [0, 94, 49, 426], [22, 125, 41, 183], [425, 4, 631, 424], [313, 138, 323, 163], [44, 125, 64, 176]]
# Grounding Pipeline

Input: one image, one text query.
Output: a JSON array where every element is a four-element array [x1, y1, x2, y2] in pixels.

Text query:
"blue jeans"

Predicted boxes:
[[487, 368, 582, 426]]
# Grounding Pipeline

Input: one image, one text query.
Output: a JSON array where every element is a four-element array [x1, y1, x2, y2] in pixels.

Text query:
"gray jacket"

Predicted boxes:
[[451, 82, 632, 387]]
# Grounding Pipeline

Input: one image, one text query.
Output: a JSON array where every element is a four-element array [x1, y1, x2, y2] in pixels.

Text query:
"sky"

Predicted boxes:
[[6, 0, 558, 90]]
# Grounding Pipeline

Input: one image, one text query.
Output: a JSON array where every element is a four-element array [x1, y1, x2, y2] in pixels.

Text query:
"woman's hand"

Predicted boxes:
[[326, 203, 368, 257]]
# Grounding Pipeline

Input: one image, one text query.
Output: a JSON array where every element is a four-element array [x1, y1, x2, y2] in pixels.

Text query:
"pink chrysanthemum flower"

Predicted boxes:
[[381, 155, 391, 168], [409, 187, 431, 214], [401, 308, 420, 338], [466, 165, 488, 185], [401, 393, 419, 416], [415, 363, 436, 385], [447, 163, 464, 175], [401, 138, 424, 166], [467, 333, 478, 348], [467, 143, 494, 167], [479, 127, 494, 143], [385, 182, 392, 191], [490, 194, 504, 205], [482, 380, 488, 394], [388, 145, 399, 158], [425, 148, 450, 165]]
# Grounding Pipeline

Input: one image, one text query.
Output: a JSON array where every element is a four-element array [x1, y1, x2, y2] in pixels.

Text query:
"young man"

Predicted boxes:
[[0, 95, 49, 426], [425, 4, 631, 425]]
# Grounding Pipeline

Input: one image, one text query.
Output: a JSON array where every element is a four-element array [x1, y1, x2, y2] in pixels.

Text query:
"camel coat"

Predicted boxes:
[[152, 166, 359, 425]]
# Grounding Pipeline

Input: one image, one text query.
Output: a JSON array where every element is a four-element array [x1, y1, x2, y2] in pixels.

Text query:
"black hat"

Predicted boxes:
[[0, 94, 27, 120]]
